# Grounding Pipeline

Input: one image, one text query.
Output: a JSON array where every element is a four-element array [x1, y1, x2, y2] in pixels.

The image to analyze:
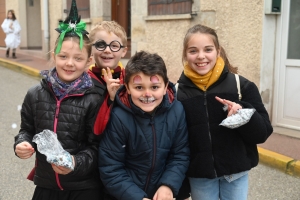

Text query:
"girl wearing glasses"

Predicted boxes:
[[88, 21, 128, 135]]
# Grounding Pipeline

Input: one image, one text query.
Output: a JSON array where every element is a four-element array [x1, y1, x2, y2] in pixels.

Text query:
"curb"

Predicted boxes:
[[258, 147, 300, 177], [1, 57, 300, 178], [0, 58, 41, 78]]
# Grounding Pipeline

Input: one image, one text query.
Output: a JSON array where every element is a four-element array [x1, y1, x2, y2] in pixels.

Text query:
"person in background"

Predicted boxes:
[[1, 9, 21, 59], [176, 24, 273, 200], [13, 1, 103, 199], [99, 51, 190, 200]]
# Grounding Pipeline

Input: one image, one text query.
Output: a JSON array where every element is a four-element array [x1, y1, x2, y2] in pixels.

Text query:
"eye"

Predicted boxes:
[[188, 49, 197, 54], [110, 41, 121, 50], [58, 55, 67, 59], [75, 57, 83, 61], [94, 40, 106, 49], [152, 86, 159, 90], [135, 86, 142, 90], [205, 48, 213, 52]]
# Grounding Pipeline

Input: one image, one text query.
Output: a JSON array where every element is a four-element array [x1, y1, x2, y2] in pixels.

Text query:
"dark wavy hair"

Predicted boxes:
[[125, 51, 169, 85]]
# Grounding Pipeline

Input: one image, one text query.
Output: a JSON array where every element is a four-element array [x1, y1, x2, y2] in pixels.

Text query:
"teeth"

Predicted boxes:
[[197, 63, 207, 67], [139, 97, 155, 103]]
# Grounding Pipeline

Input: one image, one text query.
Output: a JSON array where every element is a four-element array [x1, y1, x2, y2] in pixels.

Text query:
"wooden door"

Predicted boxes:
[[111, 0, 131, 58], [0, 0, 6, 47]]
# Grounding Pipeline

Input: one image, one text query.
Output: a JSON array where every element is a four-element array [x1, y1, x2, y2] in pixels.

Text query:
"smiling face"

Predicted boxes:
[[186, 33, 220, 75], [53, 39, 91, 83], [91, 30, 127, 70], [125, 72, 168, 113]]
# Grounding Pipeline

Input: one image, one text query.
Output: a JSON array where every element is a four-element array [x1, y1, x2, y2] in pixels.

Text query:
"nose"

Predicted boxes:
[[66, 58, 74, 67], [103, 45, 111, 53], [144, 89, 151, 97], [198, 51, 205, 59]]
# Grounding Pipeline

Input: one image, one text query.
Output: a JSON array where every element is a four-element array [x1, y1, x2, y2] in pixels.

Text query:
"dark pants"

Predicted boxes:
[[32, 186, 103, 200]]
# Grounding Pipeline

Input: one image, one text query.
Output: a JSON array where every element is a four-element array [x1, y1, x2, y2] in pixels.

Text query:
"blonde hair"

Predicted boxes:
[[89, 21, 127, 46], [54, 35, 92, 57]]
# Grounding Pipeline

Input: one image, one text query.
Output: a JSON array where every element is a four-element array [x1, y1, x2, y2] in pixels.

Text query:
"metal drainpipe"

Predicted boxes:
[[43, 0, 50, 59]]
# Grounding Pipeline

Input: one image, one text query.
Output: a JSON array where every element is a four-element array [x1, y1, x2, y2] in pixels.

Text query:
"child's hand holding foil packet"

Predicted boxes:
[[33, 129, 74, 170], [220, 108, 256, 129]]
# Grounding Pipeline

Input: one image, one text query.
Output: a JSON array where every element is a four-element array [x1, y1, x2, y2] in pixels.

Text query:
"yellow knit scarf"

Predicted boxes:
[[184, 57, 225, 91]]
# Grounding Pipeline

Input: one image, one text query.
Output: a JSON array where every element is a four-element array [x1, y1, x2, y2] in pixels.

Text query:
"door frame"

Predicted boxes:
[[273, 0, 300, 131], [111, 0, 131, 58], [0, 0, 6, 47]]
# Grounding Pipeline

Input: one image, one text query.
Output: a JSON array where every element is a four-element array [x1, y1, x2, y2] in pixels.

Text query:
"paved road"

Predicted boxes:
[[0, 66, 38, 200], [1, 65, 300, 200]]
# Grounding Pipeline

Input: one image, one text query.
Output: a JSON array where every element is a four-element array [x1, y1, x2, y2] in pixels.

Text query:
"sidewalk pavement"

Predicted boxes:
[[1, 48, 300, 178]]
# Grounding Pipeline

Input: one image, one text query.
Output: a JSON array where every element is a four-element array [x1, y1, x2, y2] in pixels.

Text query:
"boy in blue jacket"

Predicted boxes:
[[98, 51, 190, 200]]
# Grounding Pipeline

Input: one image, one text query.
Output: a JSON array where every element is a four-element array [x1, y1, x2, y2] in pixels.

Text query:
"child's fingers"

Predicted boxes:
[[102, 68, 108, 80], [106, 67, 112, 78], [216, 96, 237, 109], [51, 164, 72, 175], [223, 99, 235, 105], [16, 142, 34, 152], [215, 96, 231, 106], [16, 149, 34, 159], [215, 96, 225, 104]]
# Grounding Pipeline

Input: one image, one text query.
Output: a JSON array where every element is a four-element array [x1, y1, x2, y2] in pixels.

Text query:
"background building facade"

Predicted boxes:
[[0, 0, 299, 134]]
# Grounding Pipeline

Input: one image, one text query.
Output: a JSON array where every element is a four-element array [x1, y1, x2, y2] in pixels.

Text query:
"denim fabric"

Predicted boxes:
[[189, 171, 249, 200]]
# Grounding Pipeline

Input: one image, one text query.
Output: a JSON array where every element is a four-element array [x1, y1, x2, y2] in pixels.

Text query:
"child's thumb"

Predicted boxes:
[[23, 142, 33, 148]]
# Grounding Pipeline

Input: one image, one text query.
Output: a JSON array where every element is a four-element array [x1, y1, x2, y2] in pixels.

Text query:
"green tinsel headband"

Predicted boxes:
[[55, 0, 88, 54], [55, 21, 86, 54]]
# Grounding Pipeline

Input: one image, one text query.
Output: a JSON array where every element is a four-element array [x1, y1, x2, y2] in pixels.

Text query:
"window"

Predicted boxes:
[[148, 0, 192, 15], [65, 0, 90, 19]]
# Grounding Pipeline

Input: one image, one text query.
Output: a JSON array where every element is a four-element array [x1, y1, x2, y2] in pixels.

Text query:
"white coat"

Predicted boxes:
[[1, 18, 21, 49]]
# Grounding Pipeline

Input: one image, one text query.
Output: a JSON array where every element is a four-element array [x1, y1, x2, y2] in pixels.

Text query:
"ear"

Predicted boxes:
[[164, 81, 169, 95], [86, 56, 93, 67], [121, 47, 128, 58], [217, 47, 221, 57], [51, 52, 56, 61], [84, 56, 92, 71], [125, 83, 131, 94]]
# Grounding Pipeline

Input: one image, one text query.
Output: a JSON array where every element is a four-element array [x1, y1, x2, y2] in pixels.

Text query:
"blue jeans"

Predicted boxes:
[[189, 171, 249, 200]]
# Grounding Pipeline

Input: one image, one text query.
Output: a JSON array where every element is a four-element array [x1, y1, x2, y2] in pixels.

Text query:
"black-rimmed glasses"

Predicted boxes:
[[92, 40, 125, 52]]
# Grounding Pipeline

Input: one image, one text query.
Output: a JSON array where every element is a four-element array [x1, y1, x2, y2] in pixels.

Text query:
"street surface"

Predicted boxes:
[[1, 65, 300, 200]]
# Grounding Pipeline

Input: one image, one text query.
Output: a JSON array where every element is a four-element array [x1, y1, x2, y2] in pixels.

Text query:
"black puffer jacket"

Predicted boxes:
[[177, 66, 273, 178], [99, 83, 190, 200], [14, 79, 102, 190]]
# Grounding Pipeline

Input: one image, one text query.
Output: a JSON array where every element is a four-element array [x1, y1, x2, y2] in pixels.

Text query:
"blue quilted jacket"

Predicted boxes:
[[98, 83, 190, 200]]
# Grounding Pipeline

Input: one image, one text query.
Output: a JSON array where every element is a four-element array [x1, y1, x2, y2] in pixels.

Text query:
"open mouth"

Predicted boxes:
[[196, 62, 208, 67], [64, 69, 75, 73], [139, 97, 156, 104], [101, 56, 113, 60]]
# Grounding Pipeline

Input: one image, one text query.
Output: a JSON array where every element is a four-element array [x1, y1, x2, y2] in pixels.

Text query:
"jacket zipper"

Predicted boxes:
[[52, 93, 84, 190], [144, 117, 156, 192], [204, 88, 217, 177]]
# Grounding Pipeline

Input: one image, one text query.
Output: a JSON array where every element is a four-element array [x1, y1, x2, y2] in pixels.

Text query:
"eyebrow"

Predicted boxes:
[[131, 82, 162, 85], [188, 45, 215, 49]]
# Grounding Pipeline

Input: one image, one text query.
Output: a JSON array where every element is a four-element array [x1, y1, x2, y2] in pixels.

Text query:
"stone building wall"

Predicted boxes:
[[131, 0, 264, 86]]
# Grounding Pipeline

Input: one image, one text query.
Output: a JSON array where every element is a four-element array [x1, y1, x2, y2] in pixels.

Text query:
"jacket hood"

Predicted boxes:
[[115, 82, 176, 117]]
